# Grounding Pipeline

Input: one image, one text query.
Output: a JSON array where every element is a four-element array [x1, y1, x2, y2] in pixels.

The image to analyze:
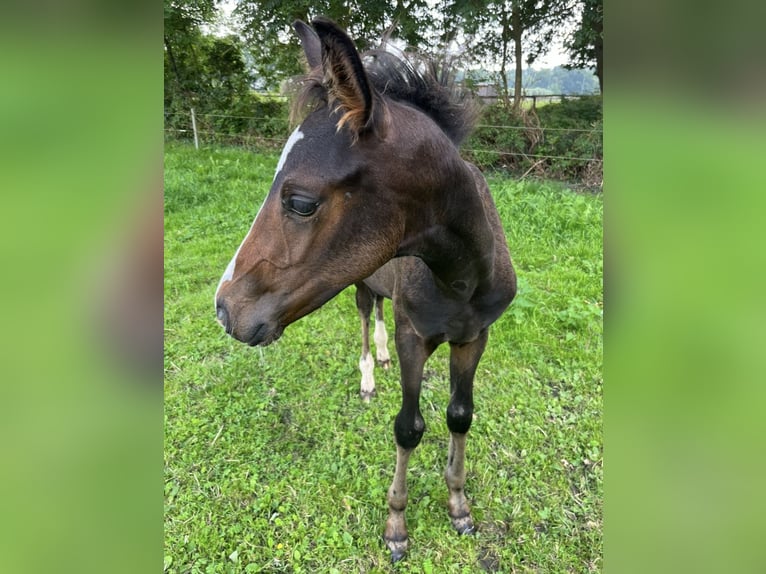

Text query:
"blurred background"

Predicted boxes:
[[0, 1, 160, 573]]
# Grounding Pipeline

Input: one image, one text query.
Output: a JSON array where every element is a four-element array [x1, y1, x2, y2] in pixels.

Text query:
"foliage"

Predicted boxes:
[[440, 0, 575, 109], [167, 93, 291, 149], [165, 0, 262, 137], [164, 142, 602, 573], [163, 1, 602, 173], [233, 0, 435, 90], [536, 94, 602, 125], [164, 0, 217, 36], [164, 18, 291, 145], [465, 95, 602, 185], [164, 1, 601, 112], [563, 0, 603, 92], [164, 0, 223, 102]]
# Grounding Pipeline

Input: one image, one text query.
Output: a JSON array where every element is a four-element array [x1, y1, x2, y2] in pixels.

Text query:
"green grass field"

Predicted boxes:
[[164, 141, 603, 573]]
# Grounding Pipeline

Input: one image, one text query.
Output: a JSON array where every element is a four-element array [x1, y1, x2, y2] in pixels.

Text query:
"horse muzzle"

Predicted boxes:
[[242, 320, 284, 346], [215, 301, 232, 333], [216, 297, 284, 347]]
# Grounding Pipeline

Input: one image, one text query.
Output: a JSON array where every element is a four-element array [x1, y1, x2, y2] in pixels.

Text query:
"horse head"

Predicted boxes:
[[215, 18, 411, 346]]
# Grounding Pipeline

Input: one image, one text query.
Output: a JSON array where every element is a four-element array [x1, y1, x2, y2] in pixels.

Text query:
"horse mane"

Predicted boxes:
[[289, 44, 480, 147]]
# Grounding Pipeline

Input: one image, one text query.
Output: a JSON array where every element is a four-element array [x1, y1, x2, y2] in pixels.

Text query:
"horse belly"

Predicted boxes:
[[362, 260, 397, 299]]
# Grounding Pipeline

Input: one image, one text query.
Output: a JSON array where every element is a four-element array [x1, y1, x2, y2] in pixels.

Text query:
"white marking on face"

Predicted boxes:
[[214, 205, 262, 305], [215, 126, 304, 308], [273, 126, 304, 182]]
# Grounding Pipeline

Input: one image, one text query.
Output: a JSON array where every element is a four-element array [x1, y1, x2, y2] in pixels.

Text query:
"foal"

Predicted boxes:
[[214, 17, 516, 561]]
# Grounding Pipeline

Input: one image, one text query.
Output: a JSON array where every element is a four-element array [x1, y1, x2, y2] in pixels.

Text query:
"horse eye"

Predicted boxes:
[[283, 195, 318, 217]]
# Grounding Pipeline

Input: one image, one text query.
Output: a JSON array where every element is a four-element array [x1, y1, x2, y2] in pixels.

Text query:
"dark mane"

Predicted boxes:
[[290, 46, 479, 146]]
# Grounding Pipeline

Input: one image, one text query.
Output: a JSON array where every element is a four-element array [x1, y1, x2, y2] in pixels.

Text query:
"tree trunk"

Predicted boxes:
[[511, 3, 523, 111], [594, 18, 603, 93], [498, 6, 511, 109], [164, 35, 182, 88]]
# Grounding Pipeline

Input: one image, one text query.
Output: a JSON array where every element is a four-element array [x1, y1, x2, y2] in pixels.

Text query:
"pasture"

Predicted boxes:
[[164, 142, 602, 573]]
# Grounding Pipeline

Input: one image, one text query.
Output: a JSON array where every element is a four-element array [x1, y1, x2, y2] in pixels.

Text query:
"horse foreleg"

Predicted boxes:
[[444, 329, 488, 535], [384, 318, 434, 562], [445, 433, 474, 534], [384, 444, 412, 562], [355, 283, 376, 401]]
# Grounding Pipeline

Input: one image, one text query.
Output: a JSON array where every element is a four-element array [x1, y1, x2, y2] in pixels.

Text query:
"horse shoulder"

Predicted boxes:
[[464, 160, 517, 316]]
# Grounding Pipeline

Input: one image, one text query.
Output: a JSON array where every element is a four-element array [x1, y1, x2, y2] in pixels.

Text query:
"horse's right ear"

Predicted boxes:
[[294, 20, 322, 70]]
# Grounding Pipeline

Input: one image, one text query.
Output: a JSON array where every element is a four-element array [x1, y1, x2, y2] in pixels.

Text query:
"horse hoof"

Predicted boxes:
[[385, 537, 407, 563], [360, 389, 376, 402], [451, 514, 476, 535], [377, 359, 391, 370]]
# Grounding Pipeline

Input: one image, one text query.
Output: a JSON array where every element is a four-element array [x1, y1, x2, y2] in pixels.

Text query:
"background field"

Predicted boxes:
[[164, 142, 603, 573]]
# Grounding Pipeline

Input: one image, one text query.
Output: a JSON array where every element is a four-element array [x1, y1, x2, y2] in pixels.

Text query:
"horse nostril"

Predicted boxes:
[[216, 300, 230, 332]]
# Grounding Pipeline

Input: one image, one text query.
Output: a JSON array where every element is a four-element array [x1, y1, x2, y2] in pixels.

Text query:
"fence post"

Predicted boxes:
[[190, 108, 199, 149]]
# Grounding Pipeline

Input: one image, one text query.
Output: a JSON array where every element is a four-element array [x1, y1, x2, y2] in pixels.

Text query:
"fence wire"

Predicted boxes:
[[164, 107, 602, 191]]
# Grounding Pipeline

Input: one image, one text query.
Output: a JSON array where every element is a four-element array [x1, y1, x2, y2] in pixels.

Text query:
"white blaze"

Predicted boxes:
[[273, 126, 305, 181], [215, 126, 304, 305]]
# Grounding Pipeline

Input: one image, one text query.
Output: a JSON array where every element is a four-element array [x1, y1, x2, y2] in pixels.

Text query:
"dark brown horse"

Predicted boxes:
[[214, 17, 516, 561]]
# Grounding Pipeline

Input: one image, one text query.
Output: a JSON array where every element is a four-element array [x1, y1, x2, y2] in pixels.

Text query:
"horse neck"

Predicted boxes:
[[394, 157, 496, 300]]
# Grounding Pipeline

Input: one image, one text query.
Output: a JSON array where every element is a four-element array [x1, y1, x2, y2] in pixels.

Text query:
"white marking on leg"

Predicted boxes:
[[215, 125, 304, 308], [359, 352, 375, 399], [374, 319, 390, 365]]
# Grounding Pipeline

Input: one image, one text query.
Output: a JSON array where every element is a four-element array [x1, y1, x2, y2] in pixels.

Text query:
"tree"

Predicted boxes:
[[563, 0, 602, 92], [441, 0, 575, 110], [164, 0, 219, 110], [233, 0, 434, 90], [164, 0, 256, 135], [164, 0, 218, 91]]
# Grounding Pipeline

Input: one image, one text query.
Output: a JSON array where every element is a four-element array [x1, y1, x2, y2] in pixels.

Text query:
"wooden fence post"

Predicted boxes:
[[190, 108, 199, 149]]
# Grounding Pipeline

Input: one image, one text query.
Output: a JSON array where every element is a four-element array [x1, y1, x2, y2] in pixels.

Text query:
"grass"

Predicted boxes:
[[164, 141, 603, 573]]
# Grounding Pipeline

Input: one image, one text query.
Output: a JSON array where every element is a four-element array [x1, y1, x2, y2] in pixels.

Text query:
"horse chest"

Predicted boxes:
[[400, 289, 487, 344], [366, 257, 497, 344]]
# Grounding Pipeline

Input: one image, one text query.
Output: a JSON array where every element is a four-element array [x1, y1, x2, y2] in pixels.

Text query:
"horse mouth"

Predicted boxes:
[[246, 322, 284, 347]]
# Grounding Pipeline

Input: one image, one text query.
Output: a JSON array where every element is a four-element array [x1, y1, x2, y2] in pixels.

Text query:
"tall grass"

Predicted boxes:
[[164, 142, 603, 573]]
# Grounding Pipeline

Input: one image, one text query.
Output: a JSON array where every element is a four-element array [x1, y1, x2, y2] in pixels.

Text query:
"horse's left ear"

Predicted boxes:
[[312, 17, 376, 137]]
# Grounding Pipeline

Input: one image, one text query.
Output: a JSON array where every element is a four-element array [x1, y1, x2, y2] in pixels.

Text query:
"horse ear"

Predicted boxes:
[[294, 20, 321, 69], [311, 17, 375, 137]]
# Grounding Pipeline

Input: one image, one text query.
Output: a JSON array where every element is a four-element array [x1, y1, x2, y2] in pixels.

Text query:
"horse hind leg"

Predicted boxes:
[[444, 329, 488, 536], [355, 283, 376, 401], [373, 295, 391, 369]]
